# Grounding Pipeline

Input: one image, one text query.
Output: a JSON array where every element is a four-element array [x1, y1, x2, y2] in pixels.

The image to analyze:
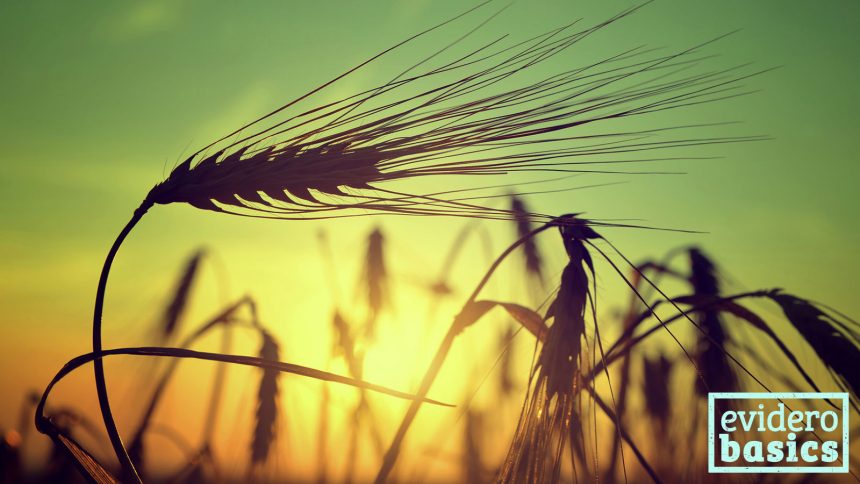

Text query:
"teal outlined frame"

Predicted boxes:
[[707, 392, 849, 474]]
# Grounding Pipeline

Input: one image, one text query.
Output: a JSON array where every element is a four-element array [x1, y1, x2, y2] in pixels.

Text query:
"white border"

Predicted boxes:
[[707, 392, 849, 474]]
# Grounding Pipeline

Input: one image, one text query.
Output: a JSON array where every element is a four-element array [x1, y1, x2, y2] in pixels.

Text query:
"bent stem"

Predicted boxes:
[[374, 222, 551, 483], [37, 347, 451, 427], [92, 200, 152, 483]]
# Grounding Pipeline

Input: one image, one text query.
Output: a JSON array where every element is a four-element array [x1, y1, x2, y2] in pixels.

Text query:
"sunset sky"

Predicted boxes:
[[1, 1, 858, 480]]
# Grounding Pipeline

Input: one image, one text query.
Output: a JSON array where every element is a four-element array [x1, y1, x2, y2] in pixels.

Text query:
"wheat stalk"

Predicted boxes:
[[498, 219, 598, 483]]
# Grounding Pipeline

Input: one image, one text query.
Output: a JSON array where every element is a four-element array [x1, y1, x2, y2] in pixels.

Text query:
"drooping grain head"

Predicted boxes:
[[146, 144, 384, 214], [769, 291, 860, 405], [139, 8, 760, 223]]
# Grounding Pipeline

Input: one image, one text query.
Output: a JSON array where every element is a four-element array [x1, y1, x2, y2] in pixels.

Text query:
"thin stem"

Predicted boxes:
[[92, 201, 152, 483], [37, 347, 452, 437], [374, 222, 552, 483]]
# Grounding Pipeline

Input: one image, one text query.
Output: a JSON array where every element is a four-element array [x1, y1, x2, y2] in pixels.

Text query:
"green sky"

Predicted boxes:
[[1, 0, 858, 478]]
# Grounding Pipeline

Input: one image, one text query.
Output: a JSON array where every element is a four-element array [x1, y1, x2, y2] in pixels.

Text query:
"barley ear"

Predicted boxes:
[[251, 330, 281, 467], [159, 250, 205, 341]]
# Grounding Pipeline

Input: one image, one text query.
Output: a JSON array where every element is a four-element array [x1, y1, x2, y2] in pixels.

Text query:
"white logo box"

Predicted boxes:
[[707, 392, 849, 474]]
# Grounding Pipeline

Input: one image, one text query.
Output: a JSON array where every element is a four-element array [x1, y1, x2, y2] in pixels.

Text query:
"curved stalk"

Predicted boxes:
[[37, 345, 452, 482], [92, 201, 152, 483], [36, 347, 451, 429], [375, 222, 552, 483]]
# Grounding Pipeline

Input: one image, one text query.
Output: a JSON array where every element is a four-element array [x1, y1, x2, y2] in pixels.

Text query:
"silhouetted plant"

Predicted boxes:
[[32, 3, 823, 483]]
